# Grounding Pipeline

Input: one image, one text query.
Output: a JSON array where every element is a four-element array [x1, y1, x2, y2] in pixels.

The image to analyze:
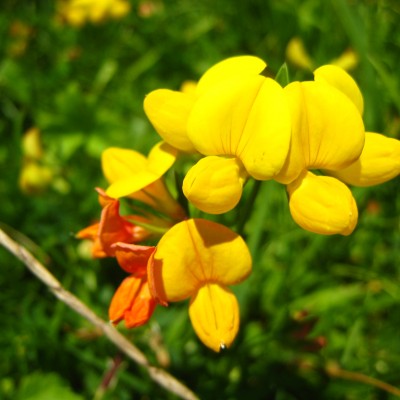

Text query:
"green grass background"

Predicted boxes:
[[0, 0, 399, 399]]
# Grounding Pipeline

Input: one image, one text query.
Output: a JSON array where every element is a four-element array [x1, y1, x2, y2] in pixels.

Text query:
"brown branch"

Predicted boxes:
[[326, 361, 400, 397], [0, 227, 198, 400]]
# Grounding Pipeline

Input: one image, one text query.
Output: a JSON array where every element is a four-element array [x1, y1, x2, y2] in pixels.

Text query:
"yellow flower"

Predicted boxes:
[[275, 66, 365, 235], [57, 0, 130, 26], [286, 37, 359, 72], [313, 65, 400, 187], [102, 141, 186, 221], [185, 61, 291, 213], [143, 56, 267, 153], [145, 56, 291, 214], [148, 218, 252, 352], [19, 163, 53, 195]]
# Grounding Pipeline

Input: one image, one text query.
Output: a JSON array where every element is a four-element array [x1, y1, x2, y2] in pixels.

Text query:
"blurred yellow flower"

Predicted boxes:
[[19, 128, 54, 194], [19, 163, 54, 195], [57, 0, 130, 26], [286, 37, 358, 72], [148, 218, 252, 352]]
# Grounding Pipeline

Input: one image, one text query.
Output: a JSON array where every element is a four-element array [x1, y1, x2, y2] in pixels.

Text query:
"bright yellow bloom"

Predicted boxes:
[[143, 56, 267, 153], [184, 67, 291, 213], [275, 66, 365, 235], [146, 56, 290, 214], [102, 141, 186, 221], [57, 0, 130, 26], [148, 218, 252, 352], [314, 66, 400, 187]]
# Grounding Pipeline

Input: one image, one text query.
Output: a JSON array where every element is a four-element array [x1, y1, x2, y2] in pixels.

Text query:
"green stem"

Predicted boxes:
[[236, 179, 262, 236]]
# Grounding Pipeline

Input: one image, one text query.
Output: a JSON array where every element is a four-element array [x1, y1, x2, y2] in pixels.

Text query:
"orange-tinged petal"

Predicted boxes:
[[75, 222, 99, 240], [98, 197, 136, 256], [313, 65, 364, 115], [109, 275, 156, 328], [182, 156, 247, 214], [123, 281, 156, 328], [189, 283, 239, 352], [76, 222, 107, 258], [195, 55, 266, 96], [144, 89, 197, 152], [276, 81, 365, 184], [287, 170, 358, 235], [328, 132, 400, 186], [149, 219, 252, 303], [114, 242, 156, 276], [188, 75, 291, 180], [109, 275, 141, 324]]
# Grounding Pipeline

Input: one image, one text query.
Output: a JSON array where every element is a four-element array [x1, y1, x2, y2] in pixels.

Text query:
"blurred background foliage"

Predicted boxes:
[[0, 0, 399, 399]]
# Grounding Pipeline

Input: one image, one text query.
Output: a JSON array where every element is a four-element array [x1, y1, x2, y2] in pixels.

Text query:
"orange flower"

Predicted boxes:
[[109, 243, 156, 328], [109, 275, 156, 328], [76, 188, 151, 257]]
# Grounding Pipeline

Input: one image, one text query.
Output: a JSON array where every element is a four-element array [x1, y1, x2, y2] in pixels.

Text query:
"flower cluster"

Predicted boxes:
[[57, 0, 131, 26], [78, 55, 400, 352]]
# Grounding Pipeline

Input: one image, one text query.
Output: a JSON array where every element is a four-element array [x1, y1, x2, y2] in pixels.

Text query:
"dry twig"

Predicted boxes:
[[0, 227, 198, 400]]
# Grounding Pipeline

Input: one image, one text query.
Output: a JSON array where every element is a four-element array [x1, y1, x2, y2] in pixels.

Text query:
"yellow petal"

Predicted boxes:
[[103, 142, 177, 199], [149, 219, 252, 303], [276, 81, 365, 184], [329, 132, 400, 186], [188, 75, 291, 180], [196, 55, 266, 96], [314, 65, 364, 115], [102, 147, 147, 183], [287, 170, 358, 236], [182, 156, 247, 214], [144, 89, 196, 152], [330, 49, 359, 72], [189, 283, 239, 352], [22, 128, 43, 160]]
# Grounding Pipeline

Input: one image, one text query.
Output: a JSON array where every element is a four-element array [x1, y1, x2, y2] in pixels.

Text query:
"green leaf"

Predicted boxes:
[[275, 63, 290, 87]]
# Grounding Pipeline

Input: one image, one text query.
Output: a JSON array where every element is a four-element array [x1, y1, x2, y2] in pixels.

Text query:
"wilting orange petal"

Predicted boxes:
[[113, 242, 156, 276], [75, 222, 107, 258], [98, 197, 136, 256], [109, 275, 156, 328]]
